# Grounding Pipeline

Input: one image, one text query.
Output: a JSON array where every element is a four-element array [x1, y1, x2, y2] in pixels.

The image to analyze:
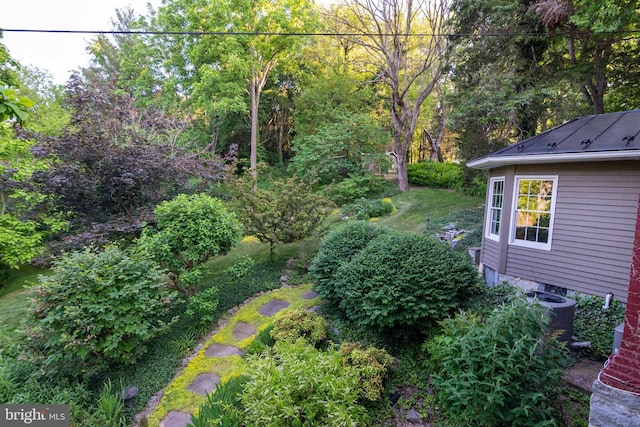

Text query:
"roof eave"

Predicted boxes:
[[467, 150, 640, 170]]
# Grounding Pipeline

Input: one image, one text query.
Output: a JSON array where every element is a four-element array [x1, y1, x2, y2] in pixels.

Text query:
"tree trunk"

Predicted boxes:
[[250, 78, 259, 180], [396, 154, 409, 192]]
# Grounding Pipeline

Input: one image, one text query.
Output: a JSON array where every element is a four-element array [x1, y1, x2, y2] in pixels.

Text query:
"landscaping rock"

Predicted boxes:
[[406, 408, 422, 424], [233, 322, 257, 340], [120, 386, 139, 401], [159, 411, 191, 427], [205, 343, 243, 357], [258, 299, 290, 316], [187, 373, 220, 395], [301, 291, 318, 299]]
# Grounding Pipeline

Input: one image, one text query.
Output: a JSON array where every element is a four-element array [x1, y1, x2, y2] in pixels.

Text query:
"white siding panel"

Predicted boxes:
[[504, 161, 640, 303]]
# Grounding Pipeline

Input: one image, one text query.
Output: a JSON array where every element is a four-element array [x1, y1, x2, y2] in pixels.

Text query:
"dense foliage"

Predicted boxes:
[[270, 308, 331, 348], [231, 174, 331, 259], [309, 221, 390, 305], [23, 245, 177, 379], [326, 174, 393, 205], [428, 300, 566, 426], [407, 161, 463, 189], [242, 340, 372, 427], [332, 231, 480, 333], [573, 293, 626, 360], [340, 197, 393, 220], [140, 193, 241, 295]]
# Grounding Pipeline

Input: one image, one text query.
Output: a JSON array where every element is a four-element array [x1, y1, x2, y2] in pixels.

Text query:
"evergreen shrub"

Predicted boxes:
[[333, 231, 480, 332], [407, 161, 463, 189], [427, 300, 566, 426], [309, 221, 389, 305]]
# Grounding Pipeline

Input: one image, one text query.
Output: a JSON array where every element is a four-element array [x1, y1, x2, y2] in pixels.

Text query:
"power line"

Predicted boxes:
[[2, 27, 640, 38]]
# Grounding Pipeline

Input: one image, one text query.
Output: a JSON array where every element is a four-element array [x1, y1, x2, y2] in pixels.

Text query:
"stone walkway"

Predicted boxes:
[[141, 284, 319, 427]]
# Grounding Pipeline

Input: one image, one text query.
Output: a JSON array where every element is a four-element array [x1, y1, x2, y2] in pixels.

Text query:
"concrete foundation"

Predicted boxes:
[[589, 379, 640, 427]]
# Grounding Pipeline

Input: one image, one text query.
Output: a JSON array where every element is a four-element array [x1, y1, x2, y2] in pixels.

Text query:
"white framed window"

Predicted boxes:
[[485, 177, 505, 241], [509, 176, 558, 250]]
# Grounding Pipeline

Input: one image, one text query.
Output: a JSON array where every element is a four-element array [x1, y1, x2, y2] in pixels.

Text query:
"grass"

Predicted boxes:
[[0, 265, 49, 332], [377, 188, 483, 234]]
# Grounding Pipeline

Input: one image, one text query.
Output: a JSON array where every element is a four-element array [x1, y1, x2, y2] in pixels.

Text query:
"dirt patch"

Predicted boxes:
[[563, 358, 604, 392]]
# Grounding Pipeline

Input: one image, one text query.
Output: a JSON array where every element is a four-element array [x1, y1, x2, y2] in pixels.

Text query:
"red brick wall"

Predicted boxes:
[[599, 194, 640, 393]]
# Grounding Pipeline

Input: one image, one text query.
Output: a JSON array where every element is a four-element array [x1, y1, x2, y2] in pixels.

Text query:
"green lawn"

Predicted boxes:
[[0, 265, 49, 332], [378, 187, 484, 233]]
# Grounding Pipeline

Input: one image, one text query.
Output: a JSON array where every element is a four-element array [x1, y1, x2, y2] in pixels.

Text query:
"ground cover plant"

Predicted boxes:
[[573, 293, 626, 360]]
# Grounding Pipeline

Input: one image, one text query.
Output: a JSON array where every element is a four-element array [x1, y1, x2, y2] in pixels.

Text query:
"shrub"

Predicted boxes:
[[270, 309, 331, 348], [242, 340, 370, 427], [340, 198, 393, 220], [427, 300, 566, 426], [139, 193, 241, 295], [224, 256, 256, 280], [573, 293, 626, 360], [185, 285, 220, 330], [327, 174, 389, 205], [309, 221, 389, 305], [23, 245, 177, 379], [339, 342, 394, 401], [332, 231, 480, 332], [407, 161, 463, 189], [231, 174, 332, 260]]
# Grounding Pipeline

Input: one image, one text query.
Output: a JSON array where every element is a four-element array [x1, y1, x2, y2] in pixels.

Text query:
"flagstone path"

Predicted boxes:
[[140, 284, 319, 427]]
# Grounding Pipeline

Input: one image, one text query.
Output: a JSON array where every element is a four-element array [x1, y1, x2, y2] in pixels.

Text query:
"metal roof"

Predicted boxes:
[[468, 110, 640, 170]]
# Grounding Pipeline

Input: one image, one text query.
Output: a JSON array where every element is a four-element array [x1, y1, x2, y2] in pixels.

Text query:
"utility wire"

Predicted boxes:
[[2, 28, 640, 38]]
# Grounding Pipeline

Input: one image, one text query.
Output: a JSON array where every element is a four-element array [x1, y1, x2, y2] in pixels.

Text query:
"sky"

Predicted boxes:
[[1, 0, 335, 86], [1, 0, 163, 85]]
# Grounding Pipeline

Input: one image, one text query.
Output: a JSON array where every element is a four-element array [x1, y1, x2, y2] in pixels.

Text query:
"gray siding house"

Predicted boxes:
[[468, 110, 640, 304]]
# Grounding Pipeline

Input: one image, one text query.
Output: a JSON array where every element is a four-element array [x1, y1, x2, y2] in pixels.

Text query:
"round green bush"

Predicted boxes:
[[309, 221, 389, 305], [140, 193, 241, 295], [333, 231, 480, 332], [23, 245, 177, 379]]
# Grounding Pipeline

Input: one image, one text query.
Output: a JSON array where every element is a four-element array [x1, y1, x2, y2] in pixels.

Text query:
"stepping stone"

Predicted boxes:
[[233, 322, 257, 340], [159, 411, 191, 427], [205, 343, 243, 357], [188, 373, 220, 395], [258, 299, 290, 316], [301, 291, 319, 300]]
